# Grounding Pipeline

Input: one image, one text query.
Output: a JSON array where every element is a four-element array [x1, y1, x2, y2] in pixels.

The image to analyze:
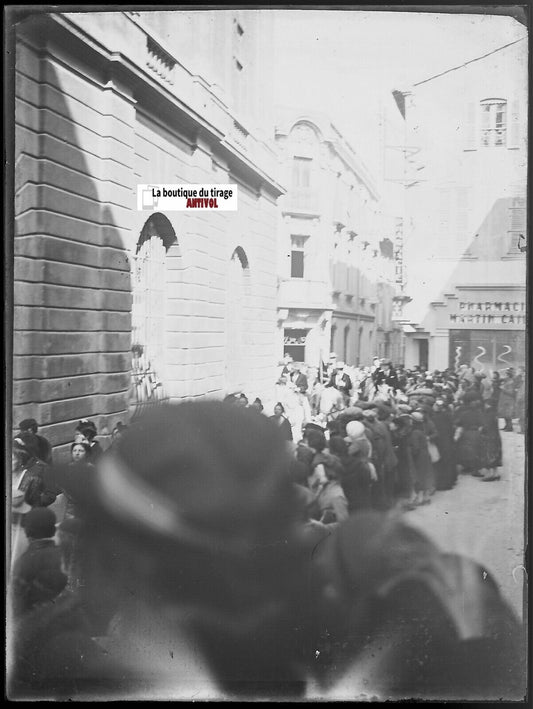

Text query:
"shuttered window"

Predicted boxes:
[[480, 99, 507, 147], [507, 187, 527, 255]]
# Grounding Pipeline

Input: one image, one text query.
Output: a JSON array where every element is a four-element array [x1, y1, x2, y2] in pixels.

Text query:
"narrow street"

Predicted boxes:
[[406, 427, 527, 620]]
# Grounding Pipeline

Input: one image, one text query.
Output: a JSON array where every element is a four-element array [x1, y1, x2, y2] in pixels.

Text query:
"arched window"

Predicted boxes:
[[131, 214, 176, 404], [343, 325, 350, 364], [480, 98, 507, 147], [357, 326, 363, 366]]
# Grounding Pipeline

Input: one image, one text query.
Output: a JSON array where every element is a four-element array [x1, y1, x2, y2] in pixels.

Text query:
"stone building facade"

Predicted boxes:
[[13, 10, 283, 457], [396, 38, 527, 371], [274, 110, 400, 370]]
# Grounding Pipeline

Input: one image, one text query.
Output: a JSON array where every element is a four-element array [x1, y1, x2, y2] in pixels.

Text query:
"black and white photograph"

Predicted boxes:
[[5, 4, 528, 701]]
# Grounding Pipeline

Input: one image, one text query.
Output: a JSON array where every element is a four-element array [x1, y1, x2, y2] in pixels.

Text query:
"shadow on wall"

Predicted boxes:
[[14, 15, 132, 460]]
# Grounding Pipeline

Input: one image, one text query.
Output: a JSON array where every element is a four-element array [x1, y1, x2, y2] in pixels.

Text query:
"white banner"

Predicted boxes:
[[137, 184, 238, 211]]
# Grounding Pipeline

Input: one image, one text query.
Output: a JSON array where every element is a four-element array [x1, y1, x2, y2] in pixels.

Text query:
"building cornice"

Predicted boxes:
[[21, 12, 285, 199]]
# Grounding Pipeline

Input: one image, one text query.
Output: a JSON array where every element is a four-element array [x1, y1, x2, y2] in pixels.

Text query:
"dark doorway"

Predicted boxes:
[[418, 339, 429, 370]]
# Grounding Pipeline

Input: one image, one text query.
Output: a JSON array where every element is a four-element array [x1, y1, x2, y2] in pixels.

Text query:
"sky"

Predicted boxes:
[[269, 9, 527, 173]]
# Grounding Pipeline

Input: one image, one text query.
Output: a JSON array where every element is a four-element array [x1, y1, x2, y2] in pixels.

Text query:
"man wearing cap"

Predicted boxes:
[[327, 362, 352, 405]]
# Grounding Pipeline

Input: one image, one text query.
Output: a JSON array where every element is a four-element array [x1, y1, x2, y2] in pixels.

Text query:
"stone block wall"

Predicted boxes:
[[14, 34, 133, 458]]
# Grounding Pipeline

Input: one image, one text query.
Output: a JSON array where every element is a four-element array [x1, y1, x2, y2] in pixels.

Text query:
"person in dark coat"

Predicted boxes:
[[12, 435, 58, 511], [270, 402, 293, 441], [289, 364, 309, 394], [250, 398, 264, 413], [479, 400, 503, 481], [375, 404, 398, 509], [373, 360, 400, 391], [454, 393, 484, 476], [10, 508, 67, 617], [498, 369, 516, 431], [431, 399, 457, 490], [408, 412, 434, 505], [327, 362, 352, 404], [390, 413, 416, 508], [362, 408, 387, 509], [304, 431, 349, 527], [18, 419, 53, 465], [335, 423, 374, 512], [514, 367, 525, 435], [489, 371, 501, 408]]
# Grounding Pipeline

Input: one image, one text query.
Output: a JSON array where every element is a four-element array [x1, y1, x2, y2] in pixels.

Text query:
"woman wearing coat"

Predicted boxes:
[[269, 402, 293, 442], [408, 412, 434, 505], [454, 392, 484, 476], [432, 399, 457, 490], [498, 369, 516, 432]]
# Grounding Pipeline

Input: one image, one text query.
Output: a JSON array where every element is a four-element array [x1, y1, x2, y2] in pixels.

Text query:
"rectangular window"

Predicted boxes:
[[481, 100, 507, 147], [290, 235, 308, 278], [292, 157, 312, 188], [291, 250, 304, 278]]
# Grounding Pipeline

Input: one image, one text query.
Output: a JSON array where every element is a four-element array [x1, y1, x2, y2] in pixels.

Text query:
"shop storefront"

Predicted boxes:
[[449, 329, 526, 372]]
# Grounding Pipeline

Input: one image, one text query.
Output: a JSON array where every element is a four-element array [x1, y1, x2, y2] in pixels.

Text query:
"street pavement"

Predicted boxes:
[[404, 426, 527, 620]]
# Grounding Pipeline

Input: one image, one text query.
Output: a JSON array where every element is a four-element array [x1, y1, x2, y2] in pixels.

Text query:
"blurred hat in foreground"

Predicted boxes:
[[56, 401, 297, 557]]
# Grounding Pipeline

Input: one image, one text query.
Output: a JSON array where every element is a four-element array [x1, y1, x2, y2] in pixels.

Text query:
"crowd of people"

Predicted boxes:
[[227, 354, 526, 516], [7, 358, 526, 700]]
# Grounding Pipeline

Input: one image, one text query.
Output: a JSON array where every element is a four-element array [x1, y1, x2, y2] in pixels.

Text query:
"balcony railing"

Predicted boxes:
[[284, 188, 320, 214]]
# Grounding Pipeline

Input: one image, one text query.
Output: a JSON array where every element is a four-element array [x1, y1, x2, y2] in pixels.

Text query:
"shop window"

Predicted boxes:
[[480, 99, 507, 147], [284, 328, 307, 363]]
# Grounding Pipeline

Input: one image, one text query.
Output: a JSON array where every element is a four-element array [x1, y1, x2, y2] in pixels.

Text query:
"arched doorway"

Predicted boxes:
[[131, 214, 176, 408], [225, 247, 250, 392]]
